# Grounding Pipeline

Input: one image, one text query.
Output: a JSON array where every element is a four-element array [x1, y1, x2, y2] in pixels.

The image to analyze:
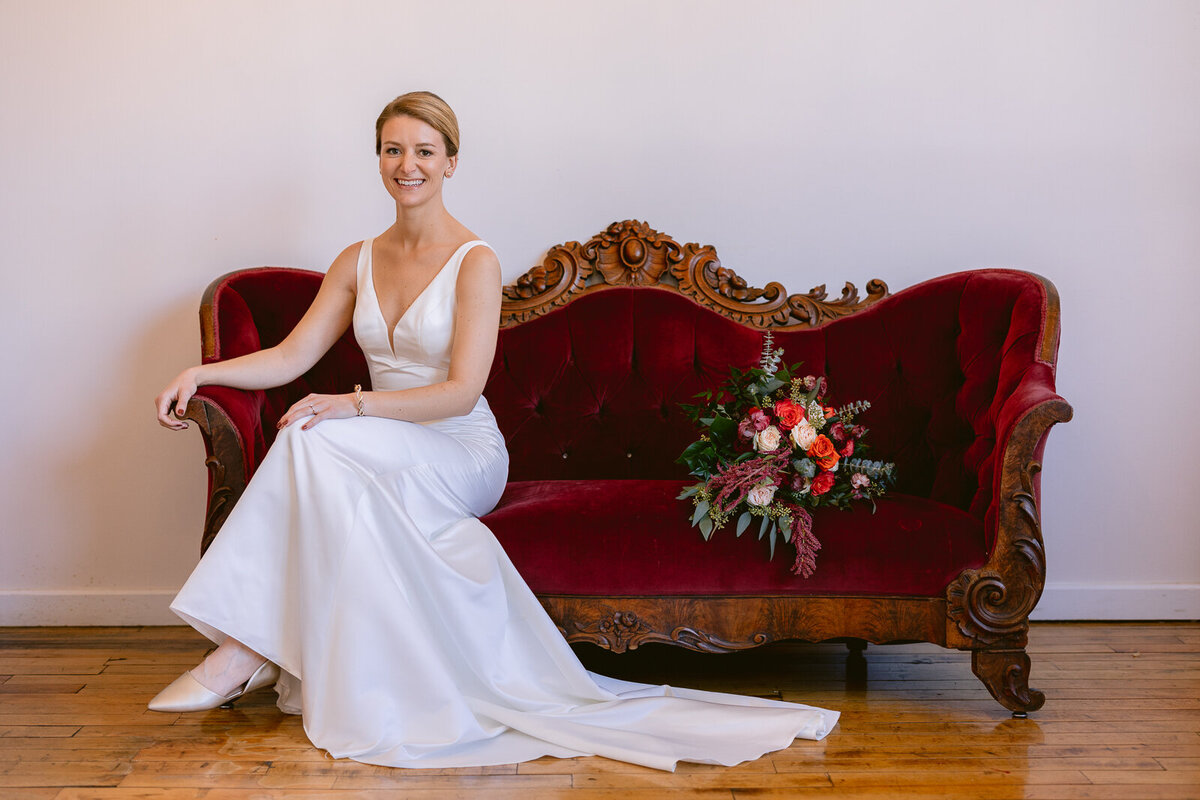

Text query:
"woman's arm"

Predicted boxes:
[[276, 245, 502, 431], [154, 243, 361, 429]]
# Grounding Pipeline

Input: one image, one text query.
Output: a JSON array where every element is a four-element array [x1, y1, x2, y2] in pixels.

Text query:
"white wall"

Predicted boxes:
[[1, 0, 1197, 623]]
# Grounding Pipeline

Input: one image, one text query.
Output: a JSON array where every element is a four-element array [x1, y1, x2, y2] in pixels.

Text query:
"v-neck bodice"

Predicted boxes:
[[352, 237, 491, 396]]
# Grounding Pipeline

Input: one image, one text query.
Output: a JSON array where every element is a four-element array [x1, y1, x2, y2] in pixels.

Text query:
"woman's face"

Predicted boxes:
[[378, 115, 456, 207]]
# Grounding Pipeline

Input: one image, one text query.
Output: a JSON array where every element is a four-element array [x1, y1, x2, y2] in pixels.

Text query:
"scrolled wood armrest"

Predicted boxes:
[[947, 391, 1073, 648], [182, 386, 266, 554]]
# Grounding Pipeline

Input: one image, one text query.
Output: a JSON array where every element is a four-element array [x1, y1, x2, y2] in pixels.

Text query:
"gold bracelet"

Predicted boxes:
[[353, 384, 365, 417]]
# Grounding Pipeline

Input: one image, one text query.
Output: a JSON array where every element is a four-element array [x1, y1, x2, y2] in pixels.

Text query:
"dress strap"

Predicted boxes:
[[355, 237, 375, 298]]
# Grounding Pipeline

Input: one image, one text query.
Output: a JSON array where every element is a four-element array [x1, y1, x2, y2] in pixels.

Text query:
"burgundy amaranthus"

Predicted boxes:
[[707, 453, 790, 514], [784, 505, 820, 578]]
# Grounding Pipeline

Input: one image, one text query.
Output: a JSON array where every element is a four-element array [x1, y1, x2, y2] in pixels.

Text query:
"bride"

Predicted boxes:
[[150, 91, 838, 771]]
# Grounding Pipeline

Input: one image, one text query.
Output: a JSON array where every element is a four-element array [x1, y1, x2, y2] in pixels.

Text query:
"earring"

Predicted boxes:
[[444, 171, 453, 178]]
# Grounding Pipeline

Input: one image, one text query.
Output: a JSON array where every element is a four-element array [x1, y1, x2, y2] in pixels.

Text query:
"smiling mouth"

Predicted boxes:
[[395, 179, 425, 187]]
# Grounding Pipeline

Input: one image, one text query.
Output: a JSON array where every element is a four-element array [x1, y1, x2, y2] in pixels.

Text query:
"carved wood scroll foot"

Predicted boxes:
[[971, 649, 1045, 714]]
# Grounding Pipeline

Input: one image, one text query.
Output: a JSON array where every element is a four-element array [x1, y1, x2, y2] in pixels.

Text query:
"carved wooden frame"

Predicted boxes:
[[501, 219, 890, 329], [186, 220, 1071, 714]]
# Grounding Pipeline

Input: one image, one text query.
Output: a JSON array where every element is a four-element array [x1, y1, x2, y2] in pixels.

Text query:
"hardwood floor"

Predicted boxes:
[[0, 623, 1197, 799]]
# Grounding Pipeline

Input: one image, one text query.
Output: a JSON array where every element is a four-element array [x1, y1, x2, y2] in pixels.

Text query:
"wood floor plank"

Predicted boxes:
[[0, 622, 1195, 797], [575, 771, 833, 789], [0, 727, 81, 739], [1082, 769, 1200, 784], [55, 791, 205, 800], [0, 760, 131, 787]]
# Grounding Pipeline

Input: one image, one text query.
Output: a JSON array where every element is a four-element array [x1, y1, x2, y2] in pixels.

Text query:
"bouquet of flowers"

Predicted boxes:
[[677, 332, 896, 577]]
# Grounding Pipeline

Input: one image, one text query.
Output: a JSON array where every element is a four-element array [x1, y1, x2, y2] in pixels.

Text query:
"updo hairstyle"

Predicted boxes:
[[374, 91, 460, 157]]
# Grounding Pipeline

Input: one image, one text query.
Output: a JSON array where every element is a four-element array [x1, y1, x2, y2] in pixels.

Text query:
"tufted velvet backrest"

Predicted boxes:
[[485, 270, 1057, 520], [206, 265, 1055, 522]]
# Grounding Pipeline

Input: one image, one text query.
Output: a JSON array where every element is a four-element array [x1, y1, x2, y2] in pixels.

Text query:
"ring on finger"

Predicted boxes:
[[309, 403, 316, 414]]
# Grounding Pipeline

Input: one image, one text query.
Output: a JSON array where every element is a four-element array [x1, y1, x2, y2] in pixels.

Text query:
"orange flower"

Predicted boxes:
[[806, 434, 840, 471], [773, 399, 804, 430]]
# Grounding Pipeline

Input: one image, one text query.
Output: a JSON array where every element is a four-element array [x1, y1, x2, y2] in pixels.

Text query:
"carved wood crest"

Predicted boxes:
[[501, 220, 889, 329]]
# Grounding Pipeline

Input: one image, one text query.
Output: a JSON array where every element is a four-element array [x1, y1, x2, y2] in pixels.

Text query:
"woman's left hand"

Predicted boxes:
[[279, 393, 357, 431]]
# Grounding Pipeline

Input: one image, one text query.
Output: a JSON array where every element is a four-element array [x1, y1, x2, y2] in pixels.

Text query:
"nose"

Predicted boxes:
[[400, 152, 417, 173]]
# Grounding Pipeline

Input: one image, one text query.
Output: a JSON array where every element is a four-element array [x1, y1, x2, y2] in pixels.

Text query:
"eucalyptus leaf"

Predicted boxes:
[[779, 514, 792, 542], [698, 516, 714, 540], [735, 511, 752, 537], [677, 484, 700, 500], [758, 513, 770, 541], [768, 525, 777, 560], [691, 500, 710, 527]]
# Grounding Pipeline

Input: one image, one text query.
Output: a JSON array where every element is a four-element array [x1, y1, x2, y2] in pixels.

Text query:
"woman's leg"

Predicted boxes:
[[190, 637, 267, 696]]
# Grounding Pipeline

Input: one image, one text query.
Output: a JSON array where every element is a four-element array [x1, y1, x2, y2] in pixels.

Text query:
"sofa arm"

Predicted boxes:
[[948, 370, 1073, 639], [182, 385, 266, 554], [991, 376, 1073, 543]]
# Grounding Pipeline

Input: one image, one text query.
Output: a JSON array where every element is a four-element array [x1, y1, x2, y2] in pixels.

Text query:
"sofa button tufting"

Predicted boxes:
[[626, 452, 632, 458], [561, 453, 568, 459]]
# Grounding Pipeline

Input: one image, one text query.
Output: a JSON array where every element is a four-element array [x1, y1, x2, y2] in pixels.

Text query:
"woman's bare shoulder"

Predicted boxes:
[[460, 240, 500, 274], [327, 240, 366, 278]]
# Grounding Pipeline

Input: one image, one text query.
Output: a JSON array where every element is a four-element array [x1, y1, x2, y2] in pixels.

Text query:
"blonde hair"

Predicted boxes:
[[375, 91, 460, 157]]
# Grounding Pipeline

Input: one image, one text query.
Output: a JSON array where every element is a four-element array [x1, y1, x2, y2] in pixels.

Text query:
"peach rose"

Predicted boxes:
[[746, 483, 778, 507], [807, 434, 840, 471], [790, 420, 818, 450], [753, 425, 782, 453]]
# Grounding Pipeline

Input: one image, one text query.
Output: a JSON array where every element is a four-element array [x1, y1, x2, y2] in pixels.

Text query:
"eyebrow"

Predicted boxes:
[[382, 140, 439, 148]]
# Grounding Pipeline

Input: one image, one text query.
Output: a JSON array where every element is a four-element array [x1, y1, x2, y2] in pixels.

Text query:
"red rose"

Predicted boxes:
[[807, 434, 840, 471], [773, 399, 804, 430], [839, 439, 855, 457], [810, 471, 836, 495]]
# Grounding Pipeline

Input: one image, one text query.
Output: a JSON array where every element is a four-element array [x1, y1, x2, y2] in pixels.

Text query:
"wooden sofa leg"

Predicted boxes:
[[846, 639, 867, 685], [972, 649, 1045, 717]]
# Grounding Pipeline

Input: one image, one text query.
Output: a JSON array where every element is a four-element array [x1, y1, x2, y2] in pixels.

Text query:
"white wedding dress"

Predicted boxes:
[[170, 237, 839, 771]]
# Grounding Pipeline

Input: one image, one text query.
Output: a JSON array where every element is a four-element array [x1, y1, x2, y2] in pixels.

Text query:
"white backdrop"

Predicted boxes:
[[1, 0, 1197, 623]]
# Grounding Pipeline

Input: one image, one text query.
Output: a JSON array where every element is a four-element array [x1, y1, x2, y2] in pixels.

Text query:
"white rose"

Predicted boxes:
[[753, 425, 782, 453], [746, 483, 777, 507], [790, 421, 817, 450]]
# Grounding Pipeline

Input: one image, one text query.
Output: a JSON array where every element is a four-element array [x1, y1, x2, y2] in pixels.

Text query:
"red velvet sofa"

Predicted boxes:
[[183, 220, 1072, 715]]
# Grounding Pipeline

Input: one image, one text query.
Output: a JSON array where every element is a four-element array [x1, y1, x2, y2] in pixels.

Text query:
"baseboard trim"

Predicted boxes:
[[1031, 583, 1200, 621], [2, 584, 1197, 626], [0, 590, 180, 626]]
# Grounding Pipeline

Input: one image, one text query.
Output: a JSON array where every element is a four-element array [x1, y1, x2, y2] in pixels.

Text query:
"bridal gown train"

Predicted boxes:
[[170, 237, 839, 771]]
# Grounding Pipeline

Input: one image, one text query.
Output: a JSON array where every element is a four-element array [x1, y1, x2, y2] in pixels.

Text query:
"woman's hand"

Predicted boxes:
[[155, 368, 200, 430], [278, 393, 357, 431]]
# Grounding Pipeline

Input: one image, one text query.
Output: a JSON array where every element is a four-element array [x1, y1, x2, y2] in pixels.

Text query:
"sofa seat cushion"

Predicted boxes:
[[482, 480, 987, 597]]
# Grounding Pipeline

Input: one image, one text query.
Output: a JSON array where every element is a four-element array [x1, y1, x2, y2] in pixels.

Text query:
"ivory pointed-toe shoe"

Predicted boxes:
[[148, 660, 281, 712]]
